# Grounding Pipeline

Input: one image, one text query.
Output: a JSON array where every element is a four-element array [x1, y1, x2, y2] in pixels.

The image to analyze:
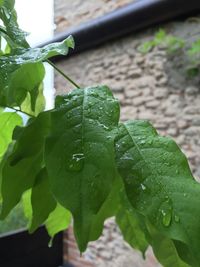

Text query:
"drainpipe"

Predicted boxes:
[[40, 0, 200, 60]]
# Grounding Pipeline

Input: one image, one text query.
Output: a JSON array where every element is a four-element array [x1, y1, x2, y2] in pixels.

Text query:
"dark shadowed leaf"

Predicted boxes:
[[29, 168, 56, 233], [0, 111, 50, 218]]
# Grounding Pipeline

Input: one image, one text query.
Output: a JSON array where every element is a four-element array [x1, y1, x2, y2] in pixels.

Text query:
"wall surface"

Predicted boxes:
[[54, 1, 200, 266], [54, 0, 134, 32]]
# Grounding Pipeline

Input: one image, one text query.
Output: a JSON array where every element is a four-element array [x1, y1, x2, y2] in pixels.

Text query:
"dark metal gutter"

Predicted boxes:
[[42, 0, 200, 61]]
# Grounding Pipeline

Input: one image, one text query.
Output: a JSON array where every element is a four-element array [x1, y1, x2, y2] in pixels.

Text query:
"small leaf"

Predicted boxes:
[[115, 120, 200, 267], [45, 86, 120, 251], [29, 168, 56, 233], [0, 111, 50, 218], [0, 111, 22, 157], [138, 41, 154, 53], [45, 203, 71, 239], [188, 39, 200, 56]]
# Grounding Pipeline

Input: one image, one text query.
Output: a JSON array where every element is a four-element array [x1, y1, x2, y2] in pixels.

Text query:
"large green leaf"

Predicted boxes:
[[0, 111, 22, 158], [115, 120, 200, 267], [45, 203, 71, 240], [29, 168, 56, 233], [45, 86, 120, 251], [0, 111, 50, 218], [116, 190, 148, 255]]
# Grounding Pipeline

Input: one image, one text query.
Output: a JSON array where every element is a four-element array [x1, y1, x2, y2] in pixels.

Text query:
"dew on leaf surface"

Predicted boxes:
[[67, 153, 85, 172], [141, 183, 147, 191], [161, 209, 172, 227], [174, 215, 180, 223]]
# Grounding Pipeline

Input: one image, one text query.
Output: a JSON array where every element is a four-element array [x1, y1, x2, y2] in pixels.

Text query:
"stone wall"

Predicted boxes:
[[54, 1, 200, 267], [54, 0, 134, 33]]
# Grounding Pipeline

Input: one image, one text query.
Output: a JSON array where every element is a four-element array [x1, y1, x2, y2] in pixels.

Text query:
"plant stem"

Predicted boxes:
[[46, 60, 80, 89], [8, 106, 34, 118]]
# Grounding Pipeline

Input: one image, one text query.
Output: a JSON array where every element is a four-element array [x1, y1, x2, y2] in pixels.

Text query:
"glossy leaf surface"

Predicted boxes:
[[115, 120, 200, 267], [45, 86, 120, 251]]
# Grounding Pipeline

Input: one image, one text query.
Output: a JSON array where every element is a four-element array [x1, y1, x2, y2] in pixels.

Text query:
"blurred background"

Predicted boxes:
[[1, 1, 200, 266]]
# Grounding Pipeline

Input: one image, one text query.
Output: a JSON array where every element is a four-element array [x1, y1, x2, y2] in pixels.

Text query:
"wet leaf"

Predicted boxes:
[[45, 86, 120, 251], [115, 120, 200, 267]]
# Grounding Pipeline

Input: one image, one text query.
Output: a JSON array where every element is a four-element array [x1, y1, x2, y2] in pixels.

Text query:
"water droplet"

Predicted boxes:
[[67, 153, 85, 172], [162, 210, 172, 227], [140, 140, 146, 145], [174, 215, 180, 223], [48, 238, 53, 248], [141, 183, 146, 191], [183, 193, 187, 197], [175, 169, 179, 174]]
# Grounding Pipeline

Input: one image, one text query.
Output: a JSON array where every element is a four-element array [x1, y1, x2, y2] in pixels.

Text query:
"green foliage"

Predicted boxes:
[[0, 202, 28, 234], [138, 29, 185, 53], [138, 28, 200, 77], [115, 121, 200, 267], [45, 86, 120, 251], [0, 111, 22, 157], [1, 1, 200, 267]]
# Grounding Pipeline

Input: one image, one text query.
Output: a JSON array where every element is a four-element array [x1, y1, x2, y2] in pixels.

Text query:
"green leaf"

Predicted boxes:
[[154, 29, 166, 45], [147, 222, 189, 267], [20, 83, 46, 116], [45, 86, 120, 251], [22, 189, 32, 224], [115, 120, 200, 267], [0, 111, 22, 157], [0, 35, 74, 65], [0, 142, 15, 201], [116, 190, 149, 255], [4, 63, 45, 109], [188, 39, 200, 56], [29, 168, 56, 233], [138, 41, 154, 53], [45, 203, 71, 239], [88, 173, 123, 242], [0, 0, 29, 48], [0, 36, 73, 109], [0, 111, 50, 218]]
